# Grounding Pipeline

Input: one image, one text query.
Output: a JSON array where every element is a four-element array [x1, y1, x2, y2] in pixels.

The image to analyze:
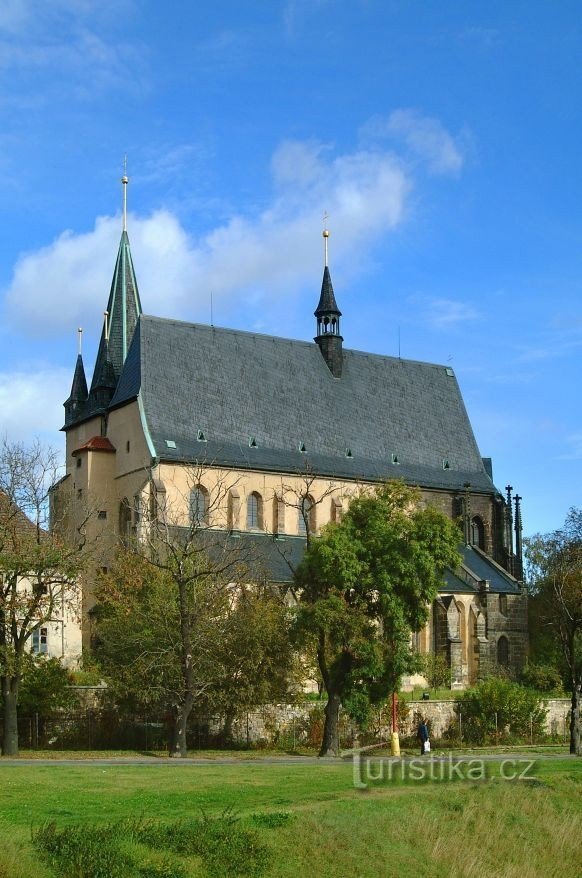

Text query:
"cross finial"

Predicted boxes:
[[121, 156, 129, 232], [322, 211, 330, 267]]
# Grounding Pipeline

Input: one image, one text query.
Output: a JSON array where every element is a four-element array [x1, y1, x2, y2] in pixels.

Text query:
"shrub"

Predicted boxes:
[[454, 677, 547, 744], [519, 663, 564, 694]]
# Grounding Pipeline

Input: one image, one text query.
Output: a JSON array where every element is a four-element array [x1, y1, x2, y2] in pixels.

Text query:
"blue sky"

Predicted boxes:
[[0, 0, 580, 538]]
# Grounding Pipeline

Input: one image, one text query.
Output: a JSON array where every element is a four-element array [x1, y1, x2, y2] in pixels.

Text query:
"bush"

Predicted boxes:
[[18, 656, 76, 717], [453, 677, 547, 744], [519, 663, 564, 694]]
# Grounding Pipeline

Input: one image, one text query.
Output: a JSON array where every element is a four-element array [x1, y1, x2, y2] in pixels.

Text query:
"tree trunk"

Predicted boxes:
[[319, 692, 341, 757], [570, 684, 581, 756], [169, 695, 194, 758], [222, 708, 235, 744], [1, 676, 19, 757]]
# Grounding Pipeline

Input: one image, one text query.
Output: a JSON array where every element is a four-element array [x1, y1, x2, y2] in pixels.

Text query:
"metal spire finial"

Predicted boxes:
[[77, 327, 83, 356], [322, 211, 330, 268], [122, 156, 128, 232], [104, 311, 109, 344]]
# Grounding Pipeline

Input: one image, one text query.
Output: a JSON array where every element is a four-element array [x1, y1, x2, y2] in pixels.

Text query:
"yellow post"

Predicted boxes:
[[391, 691, 401, 757]]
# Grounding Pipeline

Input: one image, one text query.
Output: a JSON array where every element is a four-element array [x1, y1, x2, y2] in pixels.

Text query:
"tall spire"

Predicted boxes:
[[314, 222, 343, 378], [88, 169, 142, 405], [63, 328, 89, 426]]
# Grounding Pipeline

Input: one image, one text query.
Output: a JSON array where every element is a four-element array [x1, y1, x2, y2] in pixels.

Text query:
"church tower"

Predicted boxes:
[[314, 226, 343, 377], [63, 171, 142, 427]]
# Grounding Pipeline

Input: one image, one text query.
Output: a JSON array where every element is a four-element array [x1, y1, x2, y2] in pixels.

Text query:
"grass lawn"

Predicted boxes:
[[0, 756, 580, 877]]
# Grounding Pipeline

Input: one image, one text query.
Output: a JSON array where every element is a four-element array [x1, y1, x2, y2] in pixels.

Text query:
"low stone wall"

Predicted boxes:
[[221, 697, 572, 745]]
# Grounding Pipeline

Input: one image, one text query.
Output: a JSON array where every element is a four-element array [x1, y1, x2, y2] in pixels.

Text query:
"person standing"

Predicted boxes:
[[417, 719, 429, 755]]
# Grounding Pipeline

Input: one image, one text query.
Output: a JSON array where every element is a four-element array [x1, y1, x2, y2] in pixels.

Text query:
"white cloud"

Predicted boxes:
[[4, 138, 411, 336], [0, 0, 145, 99], [0, 366, 70, 443], [361, 109, 464, 176], [418, 297, 480, 330]]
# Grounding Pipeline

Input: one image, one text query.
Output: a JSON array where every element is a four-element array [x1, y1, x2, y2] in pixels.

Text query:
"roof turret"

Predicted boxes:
[[314, 227, 343, 377], [64, 352, 89, 426]]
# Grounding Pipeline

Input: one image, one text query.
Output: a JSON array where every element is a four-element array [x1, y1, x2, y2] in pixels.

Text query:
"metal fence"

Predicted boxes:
[[1, 702, 572, 752]]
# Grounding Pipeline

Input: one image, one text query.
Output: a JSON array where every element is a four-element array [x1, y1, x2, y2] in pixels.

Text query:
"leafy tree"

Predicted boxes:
[[293, 481, 461, 756], [18, 655, 76, 718], [0, 439, 85, 756], [420, 653, 452, 691], [94, 545, 235, 756], [525, 508, 582, 755], [94, 472, 297, 756], [210, 585, 301, 741], [454, 677, 547, 744]]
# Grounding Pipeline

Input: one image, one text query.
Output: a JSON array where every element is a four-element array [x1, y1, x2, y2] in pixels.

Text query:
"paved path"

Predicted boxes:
[[0, 752, 578, 767]]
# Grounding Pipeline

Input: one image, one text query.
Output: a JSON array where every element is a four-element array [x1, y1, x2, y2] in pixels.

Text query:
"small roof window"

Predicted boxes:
[[197, 430, 207, 442], [165, 439, 176, 449], [298, 442, 306, 453], [249, 437, 257, 448]]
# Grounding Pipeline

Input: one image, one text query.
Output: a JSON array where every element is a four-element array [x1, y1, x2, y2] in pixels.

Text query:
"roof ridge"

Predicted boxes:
[[139, 314, 450, 369]]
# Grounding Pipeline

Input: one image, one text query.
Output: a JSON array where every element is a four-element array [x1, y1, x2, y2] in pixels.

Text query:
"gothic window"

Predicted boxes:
[[190, 485, 209, 525], [470, 516, 485, 549], [497, 635, 509, 666], [499, 594, 508, 616], [298, 495, 315, 536], [247, 492, 263, 530]]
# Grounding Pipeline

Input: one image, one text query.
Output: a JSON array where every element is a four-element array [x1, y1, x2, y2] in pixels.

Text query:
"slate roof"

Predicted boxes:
[[315, 266, 341, 316], [111, 315, 497, 494], [88, 230, 142, 402], [200, 531, 521, 595]]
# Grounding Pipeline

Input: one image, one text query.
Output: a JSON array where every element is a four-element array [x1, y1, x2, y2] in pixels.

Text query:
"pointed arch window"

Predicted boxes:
[[470, 516, 485, 549], [190, 485, 209, 525], [497, 635, 509, 666], [298, 495, 315, 536], [247, 492, 263, 530]]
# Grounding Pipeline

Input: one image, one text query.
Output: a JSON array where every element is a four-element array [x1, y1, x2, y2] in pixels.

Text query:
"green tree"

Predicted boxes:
[[94, 545, 235, 756], [211, 585, 300, 742], [525, 508, 582, 755], [18, 655, 76, 718], [0, 439, 85, 757], [294, 481, 461, 757], [94, 470, 298, 756]]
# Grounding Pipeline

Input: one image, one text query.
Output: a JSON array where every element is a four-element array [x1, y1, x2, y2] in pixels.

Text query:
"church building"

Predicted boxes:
[[53, 178, 528, 687]]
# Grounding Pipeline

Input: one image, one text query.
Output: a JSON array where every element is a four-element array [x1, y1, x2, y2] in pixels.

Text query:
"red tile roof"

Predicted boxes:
[[72, 436, 116, 455]]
